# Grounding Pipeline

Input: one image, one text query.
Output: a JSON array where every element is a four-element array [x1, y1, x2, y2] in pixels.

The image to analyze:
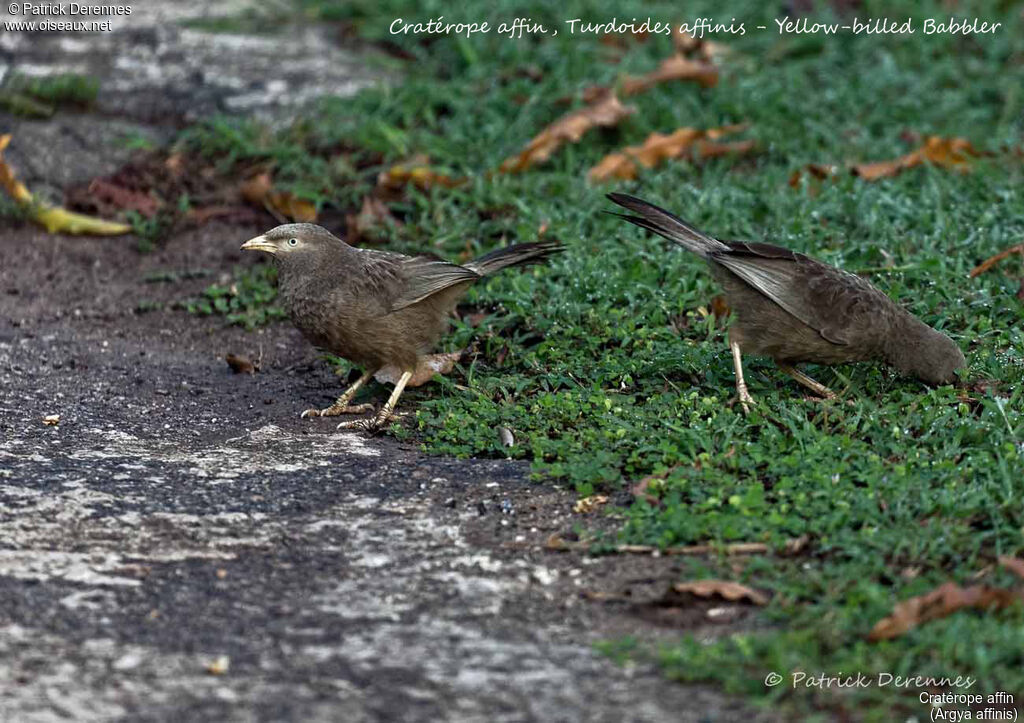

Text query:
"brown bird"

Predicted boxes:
[[607, 193, 965, 411], [241, 224, 562, 431]]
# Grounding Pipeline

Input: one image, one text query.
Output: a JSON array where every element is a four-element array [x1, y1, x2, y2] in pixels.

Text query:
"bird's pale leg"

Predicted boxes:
[[301, 370, 376, 418], [776, 362, 836, 400], [338, 369, 414, 432], [730, 340, 755, 414]]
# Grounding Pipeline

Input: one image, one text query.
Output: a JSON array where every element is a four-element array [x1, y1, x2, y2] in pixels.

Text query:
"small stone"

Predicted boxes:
[[206, 655, 230, 675]]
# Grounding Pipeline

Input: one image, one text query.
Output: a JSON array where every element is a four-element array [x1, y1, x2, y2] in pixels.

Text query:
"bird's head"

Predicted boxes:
[[240, 223, 347, 276], [891, 321, 967, 386]]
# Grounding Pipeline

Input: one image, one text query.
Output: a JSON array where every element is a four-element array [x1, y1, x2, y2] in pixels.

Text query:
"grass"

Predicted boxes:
[[0, 73, 99, 117], [173, 0, 1024, 718]]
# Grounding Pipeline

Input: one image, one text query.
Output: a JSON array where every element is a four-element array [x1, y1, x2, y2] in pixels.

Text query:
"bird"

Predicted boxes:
[[241, 223, 562, 431], [606, 193, 965, 412]]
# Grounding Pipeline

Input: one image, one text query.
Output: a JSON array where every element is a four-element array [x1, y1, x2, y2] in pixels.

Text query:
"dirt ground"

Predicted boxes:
[[0, 221, 778, 722]]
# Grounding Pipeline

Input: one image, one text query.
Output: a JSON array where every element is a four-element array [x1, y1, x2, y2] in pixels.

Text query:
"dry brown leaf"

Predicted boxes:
[[673, 29, 731, 63], [853, 136, 981, 181], [587, 124, 750, 182], [346, 196, 401, 244], [186, 205, 263, 226], [867, 581, 1024, 641], [375, 350, 463, 388], [0, 134, 132, 235], [968, 243, 1024, 278], [669, 580, 770, 606], [225, 353, 256, 375], [499, 90, 635, 174], [240, 172, 317, 223], [377, 155, 467, 192], [573, 495, 610, 514], [710, 294, 731, 319], [630, 466, 680, 505], [788, 163, 840, 189], [696, 138, 758, 159], [621, 54, 718, 95], [999, 556, 1024, 581], [87, 178, 160, 217]]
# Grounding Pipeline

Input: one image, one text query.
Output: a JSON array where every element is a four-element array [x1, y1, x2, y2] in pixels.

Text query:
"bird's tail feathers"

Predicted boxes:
[[464, 240, 564, 276], [606, 193, 728, 257]]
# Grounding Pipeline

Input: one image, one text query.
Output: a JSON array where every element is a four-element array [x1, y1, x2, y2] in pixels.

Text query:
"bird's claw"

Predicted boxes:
[[302, 402, 375, 419], [336, 417, 387, 434]]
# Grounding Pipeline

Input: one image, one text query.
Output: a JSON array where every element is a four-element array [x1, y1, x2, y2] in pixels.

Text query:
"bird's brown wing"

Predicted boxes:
[[389, 255, 481, 311], [713, 241, 885, 346]]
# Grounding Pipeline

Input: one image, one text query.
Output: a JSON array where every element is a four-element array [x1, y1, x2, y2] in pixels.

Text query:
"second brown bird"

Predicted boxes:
[[607, 193, 965, 411]]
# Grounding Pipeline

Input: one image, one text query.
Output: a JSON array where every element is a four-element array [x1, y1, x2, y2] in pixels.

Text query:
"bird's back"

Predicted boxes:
[[711, 241, 903, 364]]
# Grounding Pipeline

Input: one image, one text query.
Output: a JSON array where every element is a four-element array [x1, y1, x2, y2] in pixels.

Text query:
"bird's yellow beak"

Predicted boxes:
[[240, 235, 277, 254]]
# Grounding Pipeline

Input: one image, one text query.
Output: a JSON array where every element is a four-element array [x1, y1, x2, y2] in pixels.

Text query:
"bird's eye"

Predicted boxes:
[[287, 238, 298, 247]]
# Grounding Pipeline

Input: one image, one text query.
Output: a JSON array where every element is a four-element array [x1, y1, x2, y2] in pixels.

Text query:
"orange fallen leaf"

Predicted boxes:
[[587, 124, 751, 182], [867, 581, 1024, 641], [377, 155, 467, 193], [0, 134, 131, 235], [499, 90, 635, 174], [375, 350, 463, 388], [968, 243, 1024, 278], [240, 172, 317, 223], [853, 136, 982, 181], [669, 580, 770, 606], [620, 54, 718, 95]]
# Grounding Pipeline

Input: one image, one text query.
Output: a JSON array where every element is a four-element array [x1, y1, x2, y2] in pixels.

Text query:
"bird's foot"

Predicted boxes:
[[337, 404, 395, 434], [737, 384, 755, 415], [301, 402, 375, 419]]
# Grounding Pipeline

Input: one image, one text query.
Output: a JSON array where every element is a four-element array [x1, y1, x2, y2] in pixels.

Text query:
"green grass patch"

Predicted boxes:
[[173, 0, 1024, 717], [181, 264, 286, 329], [0, 73, 99, 117]]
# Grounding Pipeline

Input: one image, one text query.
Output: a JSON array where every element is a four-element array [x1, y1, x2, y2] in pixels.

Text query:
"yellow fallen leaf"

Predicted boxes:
[[0, 134, 131, 235], [573, 494, 609, 514], [377, 155, 467, 192]]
